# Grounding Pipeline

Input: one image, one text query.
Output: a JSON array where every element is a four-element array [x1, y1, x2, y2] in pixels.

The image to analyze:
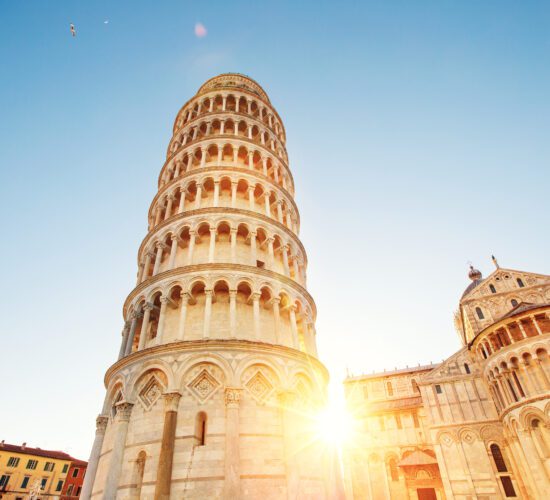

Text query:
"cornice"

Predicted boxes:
[[149, 166, 299, 225], [138, 207, 305, 262], [123, 262, 316, 316], [104, 338, 328, 388]]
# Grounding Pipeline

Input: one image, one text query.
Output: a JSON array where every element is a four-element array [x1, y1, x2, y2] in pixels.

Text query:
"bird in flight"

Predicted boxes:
[[70, 23, 76, 37]]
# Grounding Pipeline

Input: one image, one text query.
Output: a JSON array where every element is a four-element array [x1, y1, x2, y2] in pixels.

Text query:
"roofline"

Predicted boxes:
[[344, 363, 438, 382]]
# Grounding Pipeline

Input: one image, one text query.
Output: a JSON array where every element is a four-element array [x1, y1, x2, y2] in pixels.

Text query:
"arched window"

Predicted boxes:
[[411, 379, 419, 393], [195, 412, 207, 446], [517, 278, 525, 288], [476, 307, 484, 320], [464, 363, 471, 374], [490, 284, 497, 294], [386, 381, 393, 396], [511, 299, 518, 307], [490, 444, 507, 472], [388, 458, 399, 481]]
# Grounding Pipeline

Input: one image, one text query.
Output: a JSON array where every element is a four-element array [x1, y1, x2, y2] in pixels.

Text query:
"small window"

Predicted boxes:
[[7, 457, 20, 467], [62, 464, 69, 473], [0, 475, 11, 488], [395, 414, 402, 429], [196, 411, 207, 446], [386, 381, 393, 396], [76, 486, 82, 496], [511, 299, 518, 307], [500, 476, 517, 497], [490, 444, 508, 472], [26, 459, 38, 470], [67, 484, 74, 495], [476, 307, 484, 320], [412, 379, 420, 393], [490, 284, 497, 294], [56, 480, 64, 492], [40, 478, 47, 489], [256, 260, 265, 269], [21, 476, 30, 489], [517, 278, 525, 288], [44, 461, 55, 472], [72, 467, 79, 478], [464, 363, 471, 374], [435, 384, 442, 394], [412, 412, 420, 428]]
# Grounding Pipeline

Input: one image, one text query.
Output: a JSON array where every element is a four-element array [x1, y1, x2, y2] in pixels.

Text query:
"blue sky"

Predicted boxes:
[[1, 0, 549, 459]]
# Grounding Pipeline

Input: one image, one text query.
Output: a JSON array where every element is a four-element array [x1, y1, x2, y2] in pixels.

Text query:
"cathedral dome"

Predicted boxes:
[[461, 266, 483, 299]]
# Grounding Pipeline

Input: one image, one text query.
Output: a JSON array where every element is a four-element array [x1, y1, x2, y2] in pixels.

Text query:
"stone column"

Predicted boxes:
[[140, 252, 153, 283], [264, 192, 271, 216], [138, 304, 153, 351], [200, 147, 207, 167], [282, 245, 290, 276], [178, 188, 186, 213], [124, 313, 140, 357], [252, 292, 261, 340], [222, 96, 227, 111], [518, 429, 549, 495], [153, 243, 165, 276], [535, 358, 550, 388], [293, 259, 300, 283], [177, 292, 190, 340], [276, 200, 283, 223], [156, 296, 169, 344], [164, 195, 174, 220], [262, 157, 268, 175], [154, 205, 163, 225], [250, 231, 257, 265], [80, 415, 109, 500], [187, 231, 196, 265], [195, 184, 202, 209], [279, 390, 299, 500], [168, 235, 179, 269], [118, 322, 131, 360], [103, 402, 133, 499], [231, 181, 238, 208], [154, 392, 181, 500], [224, 388, 243, 498], [289, 306, 299, 349], [272, 298, 281, 343], [248, 151, 254, 169], [230, 228, 237, 262], [220, 119, 226, 134], [218, 146, 223, 162], [208, 227, 216, 263], [248, 186, 255, 209], [267, 237, 275, 268], [213, 180, 220, 206], [229, 290, 237, 338], [203, 289, 213, 338]]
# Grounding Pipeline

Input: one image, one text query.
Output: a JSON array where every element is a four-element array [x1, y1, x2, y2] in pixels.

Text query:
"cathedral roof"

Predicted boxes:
[[461, 278, 484, 299], [398, 450, 438, 467], [496, 302, 550, 321]]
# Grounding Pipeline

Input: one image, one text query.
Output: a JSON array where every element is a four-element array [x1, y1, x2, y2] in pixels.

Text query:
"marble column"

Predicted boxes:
[[272, 297, 281, 343], [289, 306, 299, 349], [250, 231, 257, 265], [229, 290, 237, 338], [124, 313, 140, 357], [224, 388, 243, 498], [230, 228, 237, 262], [118, 321, 131, 360], [252, 292, 261, 339], [80, 415, 109, 500], [156, 296, 169, 344], [154, 392, 181, 500], [177, 292, 189, 340], [138, 304, 153, 351], [208, 227, 216, 263], [187, 231, 196, 265], [168, 235, 179, 269], [103, 402, 133, 499], [203, 289, 213, 338]]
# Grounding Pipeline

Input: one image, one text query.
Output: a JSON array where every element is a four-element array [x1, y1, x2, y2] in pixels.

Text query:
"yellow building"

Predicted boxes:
[[0, 441, 84, 499], [344, 261, 550, 499]]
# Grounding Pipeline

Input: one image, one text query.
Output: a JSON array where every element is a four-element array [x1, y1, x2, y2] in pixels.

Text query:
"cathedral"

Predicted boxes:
[[79, 73, 550, 499], [343, 261, 550, 499]]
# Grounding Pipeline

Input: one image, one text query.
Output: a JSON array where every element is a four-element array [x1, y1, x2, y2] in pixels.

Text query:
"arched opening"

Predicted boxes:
[[388, 458, 399, 481], [386, 381, 394, 396], [490, 444, 507, 472], [476, 307, 484, 320], [195, 412, 207, 446], [517, 278, 525, 288], [490, 284, 497, 294], [511, 299, 518, 307], [412, 379, 420, 393]]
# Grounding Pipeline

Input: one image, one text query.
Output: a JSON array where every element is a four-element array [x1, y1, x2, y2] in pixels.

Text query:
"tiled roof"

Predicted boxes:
[[497, 302, 550, 321], [461, 278, 483, 299], [0, 442, 85, 463]]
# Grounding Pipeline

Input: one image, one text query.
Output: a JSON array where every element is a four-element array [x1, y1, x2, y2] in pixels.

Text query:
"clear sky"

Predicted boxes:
[[1, 0, 549, 460]]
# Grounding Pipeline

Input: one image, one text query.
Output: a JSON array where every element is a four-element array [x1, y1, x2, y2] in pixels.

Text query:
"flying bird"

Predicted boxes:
[[70, 23, 76, 37]]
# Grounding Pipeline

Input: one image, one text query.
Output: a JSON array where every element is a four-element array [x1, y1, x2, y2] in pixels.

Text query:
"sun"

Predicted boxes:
[[313, 401, 356, 448]]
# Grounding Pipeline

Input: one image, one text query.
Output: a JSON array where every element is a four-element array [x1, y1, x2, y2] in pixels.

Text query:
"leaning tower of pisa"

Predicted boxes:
[[81, 74, 331, 499]]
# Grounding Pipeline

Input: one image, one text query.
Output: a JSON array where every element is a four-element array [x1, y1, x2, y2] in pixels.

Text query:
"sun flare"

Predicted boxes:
[[314, 402, 356, 447]]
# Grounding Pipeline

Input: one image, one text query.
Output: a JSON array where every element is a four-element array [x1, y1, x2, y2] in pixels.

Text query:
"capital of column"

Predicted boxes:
[[180, 291, 191, 302], [143, 302, 154, 312], [95, 415, 109, 433], [163, 391, 182, 412], [160, 296, 170, 305], [229, 289, 238, 298], [155, 241, 168, 251], [224, 387, 243, 408], [115, 402, 134, 422], [270, 297, 281, 306], [230, 227, 238, 234], [170, 234, 181, 243], [250, 291, 261, 301], [204, 289, 213, 297]]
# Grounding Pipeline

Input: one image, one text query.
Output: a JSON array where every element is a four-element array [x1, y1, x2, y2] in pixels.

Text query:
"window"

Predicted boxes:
[[464, 363, 471, 374], [256, 260, 265, 269], [62, 464, 69, 473], [500, 476, 517, 497], [76, 486, 81, 495], [517, 278, 525, 288], [7, 457, 20, 467], [67, 484, 74, 495], [21, 476, 30, 489], [395, 414, 402, 429], [196, 412, 207, 446], [72, 467, 79, 478], [56, 480, 64, 492], [40, 478, 47, 490], [26, 459, 38, 470], [435, 384, 442, 394], [490, 444, 508, 472], [44, 461, 55, 472], [476, 307, 484, 319], [412, 411, 420, 428], [386, 381, 393, 396], [490, 284, 497, 294], [0, 475, 11, 488], [389, 458, 399, 481], [511, 299, 518, 307], [412, 379, 419, 393]]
